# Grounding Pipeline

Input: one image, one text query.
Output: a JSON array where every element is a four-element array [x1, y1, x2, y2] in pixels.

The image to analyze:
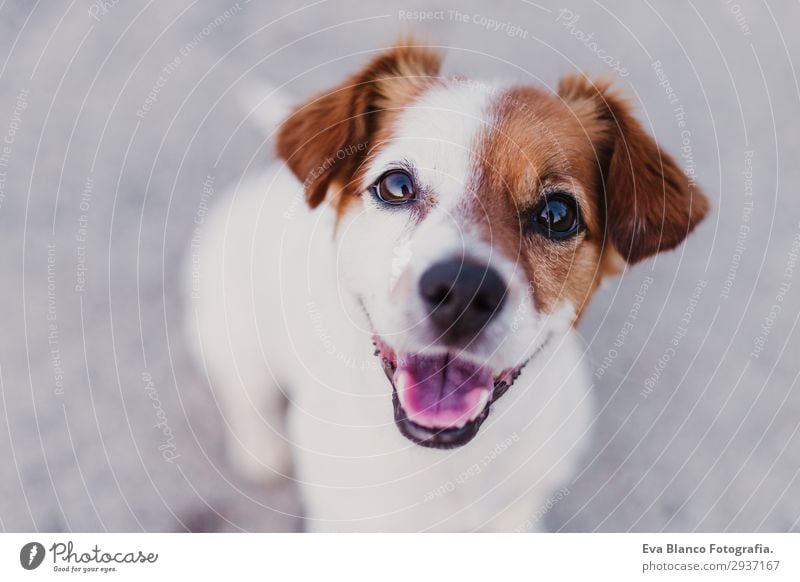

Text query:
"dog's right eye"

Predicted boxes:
[[373, 171, 417, 205]]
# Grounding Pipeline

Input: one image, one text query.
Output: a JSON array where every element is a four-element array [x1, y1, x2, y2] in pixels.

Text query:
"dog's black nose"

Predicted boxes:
[[419, 259, 507, 344]]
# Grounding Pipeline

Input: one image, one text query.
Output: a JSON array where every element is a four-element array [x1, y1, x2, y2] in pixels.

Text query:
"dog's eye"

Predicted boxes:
[[374, 171, 416, 205], [530, 194, 580, 238]]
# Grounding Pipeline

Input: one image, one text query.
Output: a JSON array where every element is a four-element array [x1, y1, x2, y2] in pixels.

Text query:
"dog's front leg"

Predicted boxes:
[[216, 365, 293, 483], [189, 295, 293, 482]]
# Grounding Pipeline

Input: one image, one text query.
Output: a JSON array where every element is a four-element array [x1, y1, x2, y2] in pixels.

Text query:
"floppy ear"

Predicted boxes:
[[558, 75, 709, 263], [276, 42, 442, 208]]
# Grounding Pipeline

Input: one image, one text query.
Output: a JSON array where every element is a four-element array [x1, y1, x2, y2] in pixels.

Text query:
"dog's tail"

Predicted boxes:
[[236, 80, 292, 137]]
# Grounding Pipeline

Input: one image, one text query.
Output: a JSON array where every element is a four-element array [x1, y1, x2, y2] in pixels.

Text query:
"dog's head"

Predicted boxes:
[[276, 42, 709, 449]]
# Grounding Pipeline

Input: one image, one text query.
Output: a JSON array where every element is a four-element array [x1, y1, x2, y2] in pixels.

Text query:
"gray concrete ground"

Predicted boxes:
[[0, 0, 798, 532]]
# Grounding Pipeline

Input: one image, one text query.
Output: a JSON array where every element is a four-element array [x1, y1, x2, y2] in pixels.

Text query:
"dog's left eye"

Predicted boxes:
[[373, 171, 417, 205], [529, 193, 581, 239]]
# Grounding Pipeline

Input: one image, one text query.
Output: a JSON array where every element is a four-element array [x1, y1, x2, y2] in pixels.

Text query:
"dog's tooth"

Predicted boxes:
[[394, 369, 408, 392], [476, 389, 490, 410], [454, 412, 471, 429]]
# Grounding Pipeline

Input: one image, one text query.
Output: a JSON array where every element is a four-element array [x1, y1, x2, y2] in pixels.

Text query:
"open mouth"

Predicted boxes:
[[373, 337, 526, 449]]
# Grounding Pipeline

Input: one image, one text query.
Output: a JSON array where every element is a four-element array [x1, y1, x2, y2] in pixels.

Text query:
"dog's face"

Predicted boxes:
[[277, 44, 708, 449]]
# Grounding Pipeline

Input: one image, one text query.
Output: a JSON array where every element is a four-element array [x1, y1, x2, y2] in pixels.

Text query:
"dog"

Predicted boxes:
[[185, 41, 709, 532]]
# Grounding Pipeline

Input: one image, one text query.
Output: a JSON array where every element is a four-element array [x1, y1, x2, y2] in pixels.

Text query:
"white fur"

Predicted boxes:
[[185, 82, 594, 531]]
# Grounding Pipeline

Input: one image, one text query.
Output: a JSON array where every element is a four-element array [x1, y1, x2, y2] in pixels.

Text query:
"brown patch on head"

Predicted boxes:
[[467, 77, 709, 318], [276, 41, 442, 214], [467, 86, 605, 316]]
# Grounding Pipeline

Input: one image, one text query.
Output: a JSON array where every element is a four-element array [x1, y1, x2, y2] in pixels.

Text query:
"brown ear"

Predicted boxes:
[[558, 75, 709, 263], [276, 42, 442, 208]]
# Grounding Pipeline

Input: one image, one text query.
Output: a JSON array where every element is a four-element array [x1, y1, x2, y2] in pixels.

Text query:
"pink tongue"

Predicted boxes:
[[394, 354, 493, 429]]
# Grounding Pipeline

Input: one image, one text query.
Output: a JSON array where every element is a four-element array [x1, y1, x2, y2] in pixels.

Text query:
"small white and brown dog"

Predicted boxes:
[[186, 42, 708, 531]]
